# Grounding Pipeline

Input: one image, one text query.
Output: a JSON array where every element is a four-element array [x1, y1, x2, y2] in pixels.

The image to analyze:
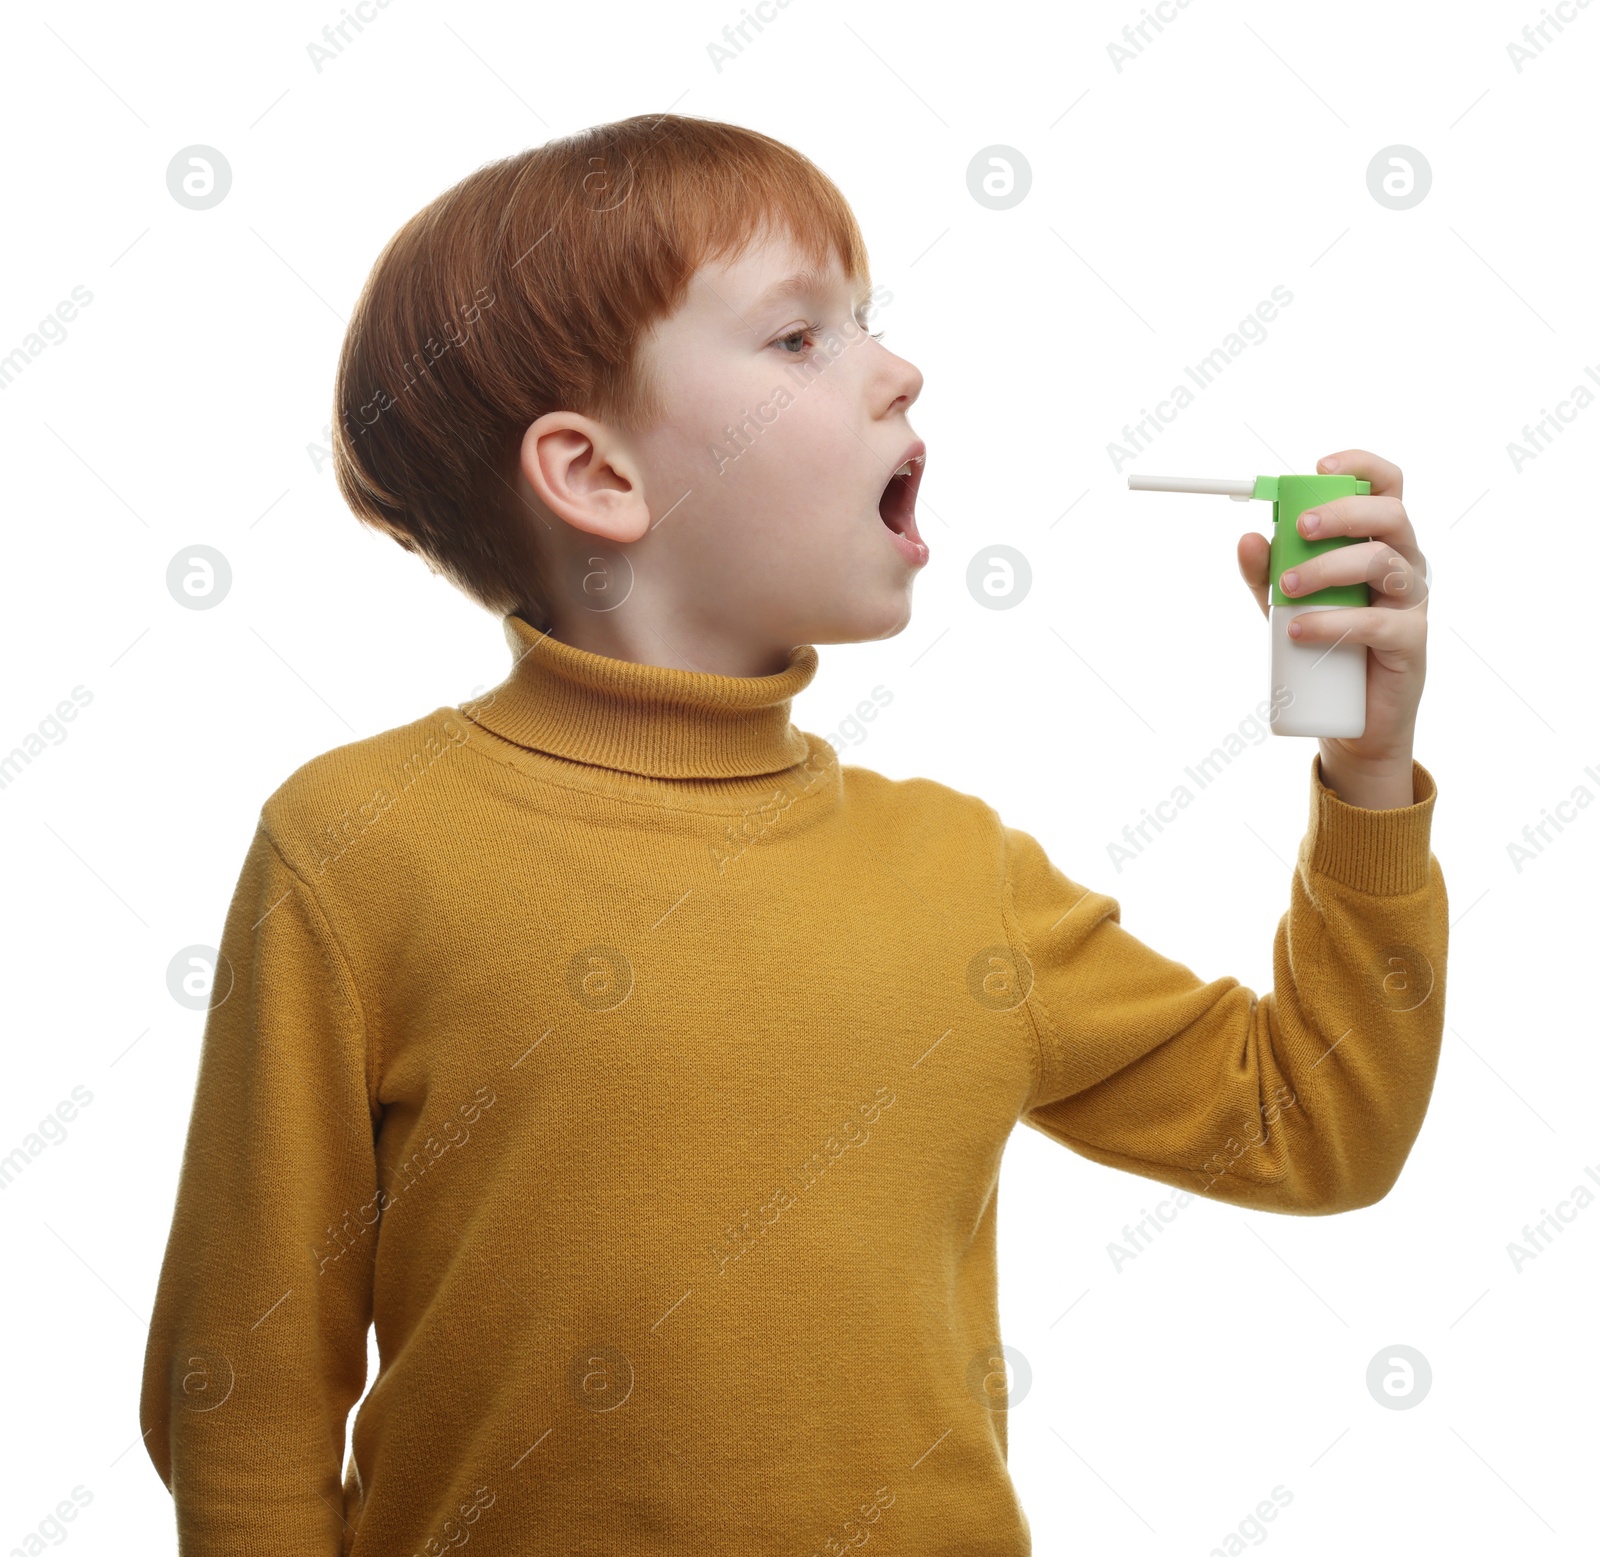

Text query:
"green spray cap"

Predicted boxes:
[[1127, 472, 1370, 607]]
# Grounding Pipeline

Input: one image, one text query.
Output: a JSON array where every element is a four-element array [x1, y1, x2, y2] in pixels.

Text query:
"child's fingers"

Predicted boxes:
[[1297, 493, 1419, 558], [1318, 449, 1403, 498], [1286, 603, 1426, 654], [1237, 532, 1271, 619], [1280, 538, 1429, 610]]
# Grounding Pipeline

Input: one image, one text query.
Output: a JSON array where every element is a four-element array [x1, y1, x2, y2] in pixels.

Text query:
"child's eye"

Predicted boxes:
[[772, 322, 886, 354]]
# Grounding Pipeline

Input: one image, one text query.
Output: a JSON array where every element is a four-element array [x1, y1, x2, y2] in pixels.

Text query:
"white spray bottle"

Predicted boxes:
[[1127, 472, 1372, 738]]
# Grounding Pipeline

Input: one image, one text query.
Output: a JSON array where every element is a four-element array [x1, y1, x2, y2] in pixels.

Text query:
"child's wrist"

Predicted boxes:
[[1316, 746, 1416, 809]]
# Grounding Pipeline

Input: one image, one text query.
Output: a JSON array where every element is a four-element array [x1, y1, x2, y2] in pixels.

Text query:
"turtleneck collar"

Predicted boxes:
[[457, 613, 821, 781]]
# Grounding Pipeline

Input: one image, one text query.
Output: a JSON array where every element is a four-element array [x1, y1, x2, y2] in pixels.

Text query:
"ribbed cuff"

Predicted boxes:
[[1305, 755, 1437, 895]]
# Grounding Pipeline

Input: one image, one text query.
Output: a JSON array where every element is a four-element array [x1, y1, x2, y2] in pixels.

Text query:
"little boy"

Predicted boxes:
[[140, 113, 1446, 1555]]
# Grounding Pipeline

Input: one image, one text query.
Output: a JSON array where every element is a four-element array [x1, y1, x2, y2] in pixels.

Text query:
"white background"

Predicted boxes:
[[2, 0, 1594, 1552]]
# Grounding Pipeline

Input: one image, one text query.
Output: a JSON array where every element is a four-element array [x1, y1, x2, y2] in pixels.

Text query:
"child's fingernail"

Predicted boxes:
[[1289, 619, 1303, 638], [1301, 511, 1321, 533], [1282, 570, 1300, 592], [1321, 455, 1341, 471]]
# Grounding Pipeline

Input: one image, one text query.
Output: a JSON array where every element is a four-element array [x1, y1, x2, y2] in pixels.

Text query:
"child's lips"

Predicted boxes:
[[877, 449, 929, 566], [883, 508, 929, 567], [878, 443, 926, 527]]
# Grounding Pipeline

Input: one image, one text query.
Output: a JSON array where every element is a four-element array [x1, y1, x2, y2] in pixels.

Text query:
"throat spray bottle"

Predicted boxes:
[[1127, 472, 1370, 738]]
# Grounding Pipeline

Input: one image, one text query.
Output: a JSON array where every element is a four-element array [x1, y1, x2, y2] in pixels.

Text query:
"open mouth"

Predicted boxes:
[[878, 450, 926, 538]]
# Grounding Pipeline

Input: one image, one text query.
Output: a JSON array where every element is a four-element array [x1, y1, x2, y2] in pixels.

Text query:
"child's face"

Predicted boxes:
[[619, 230, 927, 652]]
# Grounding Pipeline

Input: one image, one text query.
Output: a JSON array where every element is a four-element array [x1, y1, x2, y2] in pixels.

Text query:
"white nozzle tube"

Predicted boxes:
[[1127, 475, 1256, 498]]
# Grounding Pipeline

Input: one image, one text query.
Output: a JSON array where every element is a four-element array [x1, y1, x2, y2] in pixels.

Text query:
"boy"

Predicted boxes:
[[140, 113, 1445, 1555]]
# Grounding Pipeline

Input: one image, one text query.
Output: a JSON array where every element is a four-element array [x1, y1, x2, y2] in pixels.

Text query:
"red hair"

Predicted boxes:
[[331, 113, 872, 621]]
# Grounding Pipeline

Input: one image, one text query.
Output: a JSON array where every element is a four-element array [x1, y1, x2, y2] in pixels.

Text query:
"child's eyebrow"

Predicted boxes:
[[749, 266, 871, 316], [750, 267, 833, 313]]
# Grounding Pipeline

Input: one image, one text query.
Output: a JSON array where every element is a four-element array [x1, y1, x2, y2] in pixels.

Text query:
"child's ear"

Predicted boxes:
[[518, 412, 651, 544]]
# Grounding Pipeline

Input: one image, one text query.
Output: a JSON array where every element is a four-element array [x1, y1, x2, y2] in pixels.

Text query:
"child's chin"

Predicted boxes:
[[815, 589, 915, 646]]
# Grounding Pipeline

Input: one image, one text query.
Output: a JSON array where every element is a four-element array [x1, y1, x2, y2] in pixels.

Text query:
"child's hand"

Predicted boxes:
[[1235, 449, 1429, 808]]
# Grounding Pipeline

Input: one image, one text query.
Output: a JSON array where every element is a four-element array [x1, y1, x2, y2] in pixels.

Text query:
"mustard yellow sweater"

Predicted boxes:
[[140, 612, 1447, 1555]]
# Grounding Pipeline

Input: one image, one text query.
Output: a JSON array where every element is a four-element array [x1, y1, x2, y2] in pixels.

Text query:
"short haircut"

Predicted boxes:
[[331, 113, 871, 622]]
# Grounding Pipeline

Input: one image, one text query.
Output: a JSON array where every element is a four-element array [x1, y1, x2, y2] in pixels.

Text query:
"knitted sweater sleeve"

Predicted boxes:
[[1006, 756, 1447, 1214], [139, 822, 378, 1554]]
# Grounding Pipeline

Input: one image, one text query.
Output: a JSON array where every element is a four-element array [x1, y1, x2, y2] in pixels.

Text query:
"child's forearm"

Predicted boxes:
[[1016, 751, 1446, 1215], [1317, 744, 1417, 810]]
